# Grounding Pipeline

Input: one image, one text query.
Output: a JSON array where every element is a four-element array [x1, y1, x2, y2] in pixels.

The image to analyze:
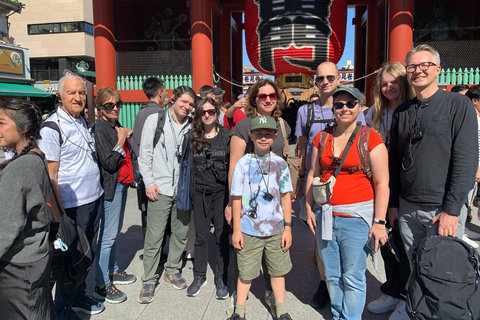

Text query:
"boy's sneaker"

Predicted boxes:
[[265, 291, 276, 318], [138, 283, 155, 304], [71, 295, 105, 315], [187, 276, 207, 296], [94, 282, 127, 304], [227, 313, 246, 320], [276, 314, 293, 320], [310, 280, 330, 309], [111, 270, 136, 285], [164, 272, 188, 289], [215, 279, 229, 300]]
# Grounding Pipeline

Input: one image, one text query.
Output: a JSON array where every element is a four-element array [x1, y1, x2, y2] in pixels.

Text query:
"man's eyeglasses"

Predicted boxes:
[[101, 101, 122, 111], [257, 93, 277, 101], [405, 62, 437, 73], [333, 101, 357, 110], [201, 109, 216, 117], [316, 75, 337, 83]]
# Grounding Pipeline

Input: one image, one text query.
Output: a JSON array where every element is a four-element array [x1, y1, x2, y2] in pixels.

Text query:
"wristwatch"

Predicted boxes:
[[284, 221, 293, 227], [374, 218, 387, 225]]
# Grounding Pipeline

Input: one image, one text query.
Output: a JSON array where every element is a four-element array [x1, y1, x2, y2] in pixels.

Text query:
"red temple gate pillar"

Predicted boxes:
[[93, 0, 116, 89], [388, 0, 414, 64], [191, 0, 213, 93]]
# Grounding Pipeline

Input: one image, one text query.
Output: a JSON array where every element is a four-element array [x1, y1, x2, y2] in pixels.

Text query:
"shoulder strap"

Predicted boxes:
[[306, 102, 315, 136], [41, 120, 63, 146], [357, 125, 372, 181], [153, 110, 166, 148], [27, 151, 65, 218], [333, 123, 361, 178], [278, 118, 290, 158]]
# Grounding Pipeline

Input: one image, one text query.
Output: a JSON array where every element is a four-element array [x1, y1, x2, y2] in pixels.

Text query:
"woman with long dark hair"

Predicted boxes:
[[185, 97, 231, 299], [93, 87, 137, 305], [0, 99, 55, 319]]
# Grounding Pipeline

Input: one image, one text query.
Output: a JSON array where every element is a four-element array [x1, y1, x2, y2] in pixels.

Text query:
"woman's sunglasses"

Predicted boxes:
[[315, 75, 337, 83], [333, 101, 357, 110], [101, 101, 122, 111], [257, 93, 277, 101], [201, 109, 216, 117]]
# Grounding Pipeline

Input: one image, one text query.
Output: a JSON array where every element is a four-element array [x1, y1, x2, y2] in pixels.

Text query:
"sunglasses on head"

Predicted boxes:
[[201, 109, 216, 117], [333, 101, 357, 110], [101, 101, 122, 111], [316, 75, 336, 83], [257, 93, 277, 101]]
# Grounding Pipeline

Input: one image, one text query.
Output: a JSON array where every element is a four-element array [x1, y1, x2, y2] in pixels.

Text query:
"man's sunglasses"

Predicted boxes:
[[316, 75, 337, 83], [101, 101, 122, 110], [257, 93, 277, 101], [201, 109, 216, 117], [333, 101, 358, 110]]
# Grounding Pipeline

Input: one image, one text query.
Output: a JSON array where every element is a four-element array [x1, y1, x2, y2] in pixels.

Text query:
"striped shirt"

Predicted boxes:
[[139, 109, 192, 196]]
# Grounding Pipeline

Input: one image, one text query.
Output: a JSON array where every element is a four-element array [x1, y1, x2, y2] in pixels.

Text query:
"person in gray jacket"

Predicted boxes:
[[0, 100, 54, 320], [137, 86, 195, 304]]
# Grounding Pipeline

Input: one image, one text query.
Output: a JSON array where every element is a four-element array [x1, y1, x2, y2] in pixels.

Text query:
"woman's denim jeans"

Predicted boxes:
[[95, 183, 129, 286], [316, 209, 370, 320]]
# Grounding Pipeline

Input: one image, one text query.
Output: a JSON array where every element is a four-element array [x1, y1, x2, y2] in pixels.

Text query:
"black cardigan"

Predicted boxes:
[[93, 117, 132, 201]]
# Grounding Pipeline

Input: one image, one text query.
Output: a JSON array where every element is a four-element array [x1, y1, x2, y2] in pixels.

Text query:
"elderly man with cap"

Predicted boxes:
[[305, 86, 389, 320]]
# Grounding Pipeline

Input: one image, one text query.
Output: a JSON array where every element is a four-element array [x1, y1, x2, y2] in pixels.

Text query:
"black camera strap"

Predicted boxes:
[[332, 122, 361, 179]]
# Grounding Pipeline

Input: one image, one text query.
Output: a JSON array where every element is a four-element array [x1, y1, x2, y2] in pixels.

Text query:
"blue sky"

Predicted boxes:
[[242, 8, 356, 71]]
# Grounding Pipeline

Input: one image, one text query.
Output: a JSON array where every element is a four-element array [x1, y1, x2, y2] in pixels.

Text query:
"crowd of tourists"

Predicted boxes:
[[0, 43, 478, 320]]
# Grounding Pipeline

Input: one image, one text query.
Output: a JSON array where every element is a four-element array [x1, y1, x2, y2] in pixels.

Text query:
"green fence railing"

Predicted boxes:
[[118, 102, 143, 130], [437, 68, 480, 85], [117, 74, 193, 90]]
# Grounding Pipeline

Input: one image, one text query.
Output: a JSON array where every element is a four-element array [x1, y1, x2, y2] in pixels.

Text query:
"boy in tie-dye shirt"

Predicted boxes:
[[230, 115, 293, 320]]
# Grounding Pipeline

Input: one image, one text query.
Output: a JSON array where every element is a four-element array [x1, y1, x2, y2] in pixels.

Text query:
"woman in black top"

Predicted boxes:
[[185, 97, 231, 299], [0, 99, 54, 319], [93, 87, 137, 304]]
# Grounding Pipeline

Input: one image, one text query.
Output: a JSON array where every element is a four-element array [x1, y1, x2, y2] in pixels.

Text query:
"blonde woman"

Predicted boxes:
[[366, 62, 413, 149]]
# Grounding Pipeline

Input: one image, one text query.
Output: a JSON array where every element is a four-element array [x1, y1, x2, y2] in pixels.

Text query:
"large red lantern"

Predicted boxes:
[[245, 0, 348, 76]]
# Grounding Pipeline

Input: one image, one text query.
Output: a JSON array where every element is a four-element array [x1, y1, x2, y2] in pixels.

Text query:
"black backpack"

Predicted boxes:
[[305, 102, 336, 136], [407, 235, 480, 320]]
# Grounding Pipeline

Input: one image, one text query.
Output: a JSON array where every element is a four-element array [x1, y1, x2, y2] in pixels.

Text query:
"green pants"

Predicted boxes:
[[141, 194, 191, 284]]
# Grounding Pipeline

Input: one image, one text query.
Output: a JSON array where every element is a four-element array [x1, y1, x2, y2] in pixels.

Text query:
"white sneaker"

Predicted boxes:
[[367, 294, 401, 314], [388, 301, 409, 320], [463, 235, 479, 248]]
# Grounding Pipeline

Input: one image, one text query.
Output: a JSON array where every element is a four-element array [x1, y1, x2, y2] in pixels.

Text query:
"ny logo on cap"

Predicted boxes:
[[259, 116, 267, 124]]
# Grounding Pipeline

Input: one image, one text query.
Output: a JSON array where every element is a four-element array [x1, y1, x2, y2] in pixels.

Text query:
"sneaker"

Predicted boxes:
[[276, 313, 293, 320], [56, 308, 82, 320], [94, 282, 127, 304], [310, 280, 330, 309], [215, 279, 229, 300], [226, 292, 237, 317], [388, 301, 409, 320], [265, 291, 276, 318], [465, 226, 480, 240], [187, 276, 207, 296], [367, 294, 401, 314], [71, 295, 105, 315], [227, 313, 246, 320], [111, 270, 137, 285], [138, 283, 155, 304], [164, 272, 188, 289], [463, 234, 479, 248]]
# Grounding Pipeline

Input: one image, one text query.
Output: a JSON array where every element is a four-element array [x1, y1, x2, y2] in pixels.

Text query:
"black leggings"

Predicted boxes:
[[192, 190, 230, 281]]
